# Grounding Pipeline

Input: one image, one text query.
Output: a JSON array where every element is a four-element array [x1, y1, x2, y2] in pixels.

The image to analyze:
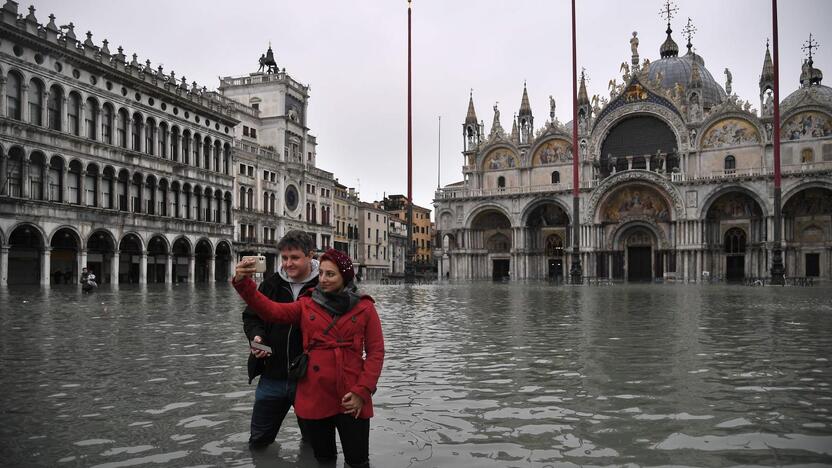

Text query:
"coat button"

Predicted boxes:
[[351, 316, 357, 323], [313, 365, 320, 372], [309, 314, 315, 320]]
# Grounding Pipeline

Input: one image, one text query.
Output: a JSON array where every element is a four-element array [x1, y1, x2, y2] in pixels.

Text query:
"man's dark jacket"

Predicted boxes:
[[242, 271, 318, 384]]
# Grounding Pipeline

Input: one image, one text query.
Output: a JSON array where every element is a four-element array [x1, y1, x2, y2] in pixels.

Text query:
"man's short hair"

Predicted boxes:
[[277, 230, 315, 255]]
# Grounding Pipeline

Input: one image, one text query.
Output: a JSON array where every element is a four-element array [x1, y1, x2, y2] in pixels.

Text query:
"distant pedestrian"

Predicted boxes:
[[233, 248, 384, 468], [81, 267, 97, 293]]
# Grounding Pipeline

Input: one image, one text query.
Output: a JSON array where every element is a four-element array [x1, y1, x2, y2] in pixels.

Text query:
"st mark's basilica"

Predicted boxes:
[[434, 15, 832, 282]]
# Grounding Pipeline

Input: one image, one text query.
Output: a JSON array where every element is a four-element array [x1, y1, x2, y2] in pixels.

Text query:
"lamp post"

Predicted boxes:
[[770, 0, 785, 284], [569, 0, 583, 284]]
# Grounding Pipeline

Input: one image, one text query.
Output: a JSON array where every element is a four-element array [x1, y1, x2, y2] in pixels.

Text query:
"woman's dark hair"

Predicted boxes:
[[277, 230, 315, 254]]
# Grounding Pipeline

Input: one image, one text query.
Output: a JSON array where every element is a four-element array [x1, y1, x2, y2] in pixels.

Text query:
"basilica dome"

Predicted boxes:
[[645, 50, 726, 110]]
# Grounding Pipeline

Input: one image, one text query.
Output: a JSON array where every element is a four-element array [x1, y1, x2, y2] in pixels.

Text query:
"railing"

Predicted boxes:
[[437, 162, 832, 199]]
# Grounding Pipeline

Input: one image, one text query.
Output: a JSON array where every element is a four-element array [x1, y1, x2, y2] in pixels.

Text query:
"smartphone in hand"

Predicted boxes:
[[242, 255, 267, 273], [250, 340, 273, 354]]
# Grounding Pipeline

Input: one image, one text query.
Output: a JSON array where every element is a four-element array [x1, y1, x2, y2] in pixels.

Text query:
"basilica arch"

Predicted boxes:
[[594, 180, 675, 281], [464, 207, 513, 280], [703, 189, 766, 281], [782, 184, 832, 279], [590, 102, 686, 178], [521, 198, 571, 280]]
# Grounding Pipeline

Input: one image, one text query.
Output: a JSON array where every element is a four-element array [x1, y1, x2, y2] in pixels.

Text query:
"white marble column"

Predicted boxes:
[[78, 249, 87, 280], [139, 252, 147, 284], [41, 247, 51, 286], [208, 255, 216, 283], [188, 254, 195, 283], [0, 246, 9, 286], [165, 254, 173, 284], [20, 84, 29, 123], [111, 252, 120, 285]]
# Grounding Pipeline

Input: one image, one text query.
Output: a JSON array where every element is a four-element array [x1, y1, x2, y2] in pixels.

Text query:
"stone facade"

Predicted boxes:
[[219, 61, 334, 274], [0, 3, 236, 285], [333, 180, 361, 261], [358, 202, 389, 280], [435, 27, 832, 282]]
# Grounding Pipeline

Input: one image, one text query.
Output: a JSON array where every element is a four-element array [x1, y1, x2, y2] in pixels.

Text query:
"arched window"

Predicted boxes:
[[101, 104, 113, 144], [158, 123, 168, 158], [497, 176, 506, 188], [85, 98, 99, 140], [182, 131, 191, 164], [5, 71, 22, 120], [724, 155, 736, 171], [117, 109, 128, 148], [270, 193, 276, 214], [28, 79, 43, 126], [263, 191, 269, 213], [145, 118, 156, 155], [171, 127, 180, 162], [67, 93, 81, 136], [724, 227, 746, 254], [801, 148, 814, 163], [47, 85, 62, 130], [247, 188, 253, 210], [239, 186, 246, 209], [132, 113, 143, 151], [551, 171, 560, 184]]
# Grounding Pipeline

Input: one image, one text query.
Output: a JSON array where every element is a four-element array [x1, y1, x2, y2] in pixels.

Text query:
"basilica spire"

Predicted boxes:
[[519, 82, 532, 117], [578, 70, 589, 106], [465, 90, 478, 125], [759, 39, 774, 91], [659, 1, 679, 58]]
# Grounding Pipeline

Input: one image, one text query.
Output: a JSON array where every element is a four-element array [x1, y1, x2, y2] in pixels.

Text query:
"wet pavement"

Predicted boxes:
[[1, 282, 831, 467]]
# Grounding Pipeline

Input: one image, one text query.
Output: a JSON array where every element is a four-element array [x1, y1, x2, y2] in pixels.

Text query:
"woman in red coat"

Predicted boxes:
[[233, 249, 384, 468]]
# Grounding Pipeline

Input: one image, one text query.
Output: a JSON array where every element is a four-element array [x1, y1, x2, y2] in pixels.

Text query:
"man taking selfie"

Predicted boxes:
[[242, 230, 318, 449]]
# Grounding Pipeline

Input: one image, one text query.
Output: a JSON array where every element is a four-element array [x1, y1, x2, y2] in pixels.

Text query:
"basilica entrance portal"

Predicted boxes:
[[620, 227, 656, 282], [492, 259, 510, 280], [627, 246, 652, 281]]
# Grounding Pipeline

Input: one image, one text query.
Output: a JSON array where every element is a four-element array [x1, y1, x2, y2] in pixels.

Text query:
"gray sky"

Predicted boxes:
[[33, 0, 832, 214]]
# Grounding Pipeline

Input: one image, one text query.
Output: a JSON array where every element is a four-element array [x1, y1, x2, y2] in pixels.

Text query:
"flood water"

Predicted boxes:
[[1, 282, 831, 467]]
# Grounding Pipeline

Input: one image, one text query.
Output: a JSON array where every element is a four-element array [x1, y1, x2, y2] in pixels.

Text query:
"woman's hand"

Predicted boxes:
[[341, 392, 364, 418], [234, 258, 257, 283]]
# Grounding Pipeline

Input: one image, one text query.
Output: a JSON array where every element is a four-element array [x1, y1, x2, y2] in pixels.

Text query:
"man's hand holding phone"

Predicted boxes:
[[250, 336, 272, 358]]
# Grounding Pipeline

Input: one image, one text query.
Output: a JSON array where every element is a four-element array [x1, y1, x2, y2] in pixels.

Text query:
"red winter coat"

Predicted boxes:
[[234, 277, 384, 420]]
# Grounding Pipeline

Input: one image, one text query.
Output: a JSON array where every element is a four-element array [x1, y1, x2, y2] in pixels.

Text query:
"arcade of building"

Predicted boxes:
[[0, 3, 237, 285], [434, 19, 832, 282]]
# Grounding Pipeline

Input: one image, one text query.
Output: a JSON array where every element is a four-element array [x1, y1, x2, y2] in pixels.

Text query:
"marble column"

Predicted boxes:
[[41, 247, 51, 286], [60, 97, 67, 132], [0, 246, 9, 286], [139, 252, 147, 284], [21, 158, 30, 198], [111, 252, 120, 285], [208, 255, 216, 283], [165, 254, 173, 284], [78, 249, 87, 279], [188, 254, 195, 283], [20, 84, 29, 123]]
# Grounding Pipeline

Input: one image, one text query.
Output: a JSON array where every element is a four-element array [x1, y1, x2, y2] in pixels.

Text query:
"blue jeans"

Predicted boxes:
[[249, 377, 300, 448]]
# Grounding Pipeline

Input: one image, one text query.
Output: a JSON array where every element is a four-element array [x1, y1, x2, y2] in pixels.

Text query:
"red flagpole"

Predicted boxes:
[[569, 0, 582, 283], [770, 0, 785, 284], [405, 0, 414, 281]]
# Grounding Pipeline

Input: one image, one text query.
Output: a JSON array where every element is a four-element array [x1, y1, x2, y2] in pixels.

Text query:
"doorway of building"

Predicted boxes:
[[627, 246, 652, 281], [548, 258, 563, 281], [806, 253, 820, 277], [724, 228, 747, 282], [492, 259, 510, 280]]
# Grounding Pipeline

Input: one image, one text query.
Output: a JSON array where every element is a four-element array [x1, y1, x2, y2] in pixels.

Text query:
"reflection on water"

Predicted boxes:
[[1, 282, 830, 467]]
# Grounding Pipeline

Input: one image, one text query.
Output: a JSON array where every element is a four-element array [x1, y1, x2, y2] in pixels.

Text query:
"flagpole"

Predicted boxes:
[[405, 0, 415, 282], [569, 0, 583, 284], [770, 0, 785, 284]]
